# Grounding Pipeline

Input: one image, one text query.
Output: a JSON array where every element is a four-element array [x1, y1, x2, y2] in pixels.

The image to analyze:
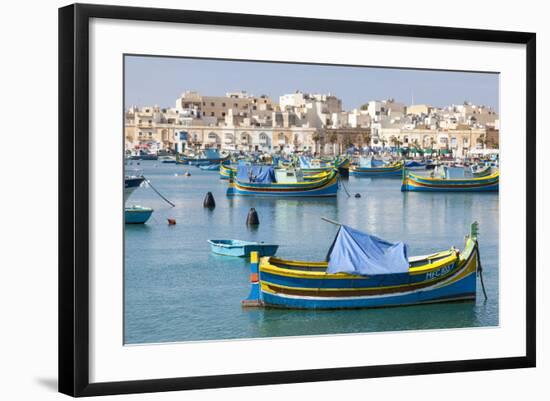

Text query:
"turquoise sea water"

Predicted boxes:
[[124, 161, 499, 344]]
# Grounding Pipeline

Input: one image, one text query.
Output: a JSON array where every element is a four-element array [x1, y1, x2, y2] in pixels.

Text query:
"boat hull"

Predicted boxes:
[[244, 237, 478, 310], [199, 164, 221, 171], [124, 176, 145, 203], [350, 163, 403, 177], [226, 171, 339, 197], [125, 206, 153, 224], [208, 240, 279, 257], [402, 171, 499, 192], [219, 164, 234, 179]]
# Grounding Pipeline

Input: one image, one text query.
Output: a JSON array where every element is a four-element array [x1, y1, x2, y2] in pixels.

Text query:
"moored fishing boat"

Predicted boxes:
[[207, 239, 279, 257], [299, 157, 350, 177], [221, 164, 331, 181], [220, 163, 234, 179], [124, 175, 145, 203], [405, 160, 427, 170], [125, 205, 154, 224], [470, 164, 492, 177], [349, 160, 404, 177], [199, 163, 221, 171], [227, 166, 339, 197], [176, 149, 230, 165], [242, 222, 482, 309], [401, 168, 499, 192]]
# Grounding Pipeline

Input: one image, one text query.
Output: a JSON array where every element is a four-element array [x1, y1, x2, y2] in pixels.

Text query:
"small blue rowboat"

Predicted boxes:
[[208, 239, 279, 257], [125, 205, 154, 224]]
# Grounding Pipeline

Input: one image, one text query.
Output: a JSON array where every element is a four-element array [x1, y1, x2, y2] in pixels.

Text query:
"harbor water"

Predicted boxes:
[[124, 161, 499, 344]]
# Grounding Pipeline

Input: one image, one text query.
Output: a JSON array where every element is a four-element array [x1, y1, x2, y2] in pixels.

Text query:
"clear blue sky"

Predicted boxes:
[[124, 55, 499, 111]]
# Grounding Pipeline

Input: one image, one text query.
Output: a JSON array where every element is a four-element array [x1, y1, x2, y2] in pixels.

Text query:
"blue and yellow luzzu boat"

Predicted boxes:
[[401, 168, 499, 192], [242, 223, 481, 309], [227, 166, 339, 197], [299, 157, 350, 177], [221, 164, 330, 181], [349, 160, 404, 177], [220, 164, 234, 179]]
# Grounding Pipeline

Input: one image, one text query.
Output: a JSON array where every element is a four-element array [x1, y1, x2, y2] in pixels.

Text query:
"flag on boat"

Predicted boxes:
[[326, 225, 409, 275]]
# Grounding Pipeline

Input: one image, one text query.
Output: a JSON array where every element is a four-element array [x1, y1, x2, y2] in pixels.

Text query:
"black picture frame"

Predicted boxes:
[[59, 3, 536, 397]]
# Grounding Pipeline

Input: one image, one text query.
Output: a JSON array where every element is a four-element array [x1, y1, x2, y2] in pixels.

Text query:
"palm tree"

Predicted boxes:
[[478, 134, 488, 149], [328, 132, 339, 155], [429, 137, 436, 153], [412, 139, 420, 156], [312, 132, 321, 155], [390, 135, 397, 148]]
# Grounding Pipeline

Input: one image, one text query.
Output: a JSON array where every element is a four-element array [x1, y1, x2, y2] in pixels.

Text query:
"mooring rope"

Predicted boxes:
[[338, 177, 351, 198], [476, 245, 488, 301], [143, 177, 175, 207]]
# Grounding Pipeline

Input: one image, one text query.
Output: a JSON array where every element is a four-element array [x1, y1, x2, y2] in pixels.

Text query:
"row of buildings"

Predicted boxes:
[[124, 90, 500, 157]]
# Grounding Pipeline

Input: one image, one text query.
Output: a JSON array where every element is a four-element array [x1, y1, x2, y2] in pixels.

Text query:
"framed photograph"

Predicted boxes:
[[58, 3, 536, 397]]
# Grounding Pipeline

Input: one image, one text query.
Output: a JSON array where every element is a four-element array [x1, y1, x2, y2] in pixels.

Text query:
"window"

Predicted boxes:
[[252, 106, 257, 110], [148, 120, 152, 124], [148, 132, 152, 136], [211, 112, 215, 117], [222, 112, 226, 117], [208, 132, 217, 139], [233, 103, 238, 108], [222, 103, 226, 107], [210, 102, 215, 107]]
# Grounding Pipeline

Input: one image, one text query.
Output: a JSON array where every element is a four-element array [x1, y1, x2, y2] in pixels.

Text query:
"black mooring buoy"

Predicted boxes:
[[203, 192, 216, 208], [246, 208, 260, 225], [355, 193, 361, 198]]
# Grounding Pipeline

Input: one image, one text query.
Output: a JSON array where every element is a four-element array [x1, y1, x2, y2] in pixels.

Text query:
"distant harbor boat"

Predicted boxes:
[[350, 160, 404, 177], [130, 152, 158, 161], [243, 222, 482, 309], [401, 167, 499, 192], [208, 239, 279, 257], [176, 149, 229, 165], [226, 166, 339, 197], [199, 163, 221, 171]]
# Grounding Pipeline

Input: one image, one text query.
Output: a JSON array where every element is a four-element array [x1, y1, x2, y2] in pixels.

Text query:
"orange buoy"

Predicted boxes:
[[167, 218, 176, 225]]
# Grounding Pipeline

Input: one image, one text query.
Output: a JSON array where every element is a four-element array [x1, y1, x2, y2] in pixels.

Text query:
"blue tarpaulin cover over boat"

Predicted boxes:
[[237, 165, 276, 183], [299, 156, 311, 168], [405, 160, 425, 168], [327, 226, 409, 275]]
